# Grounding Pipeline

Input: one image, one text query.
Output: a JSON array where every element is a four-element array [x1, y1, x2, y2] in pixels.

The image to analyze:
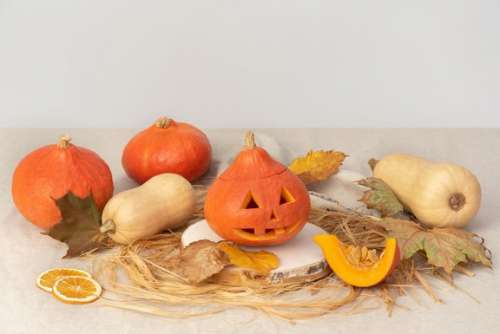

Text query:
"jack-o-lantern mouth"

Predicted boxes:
[[233, 221, 302, 241]]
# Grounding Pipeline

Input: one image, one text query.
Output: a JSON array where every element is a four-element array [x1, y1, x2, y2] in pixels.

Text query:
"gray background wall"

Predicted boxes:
[[0, 0, 499, 128]]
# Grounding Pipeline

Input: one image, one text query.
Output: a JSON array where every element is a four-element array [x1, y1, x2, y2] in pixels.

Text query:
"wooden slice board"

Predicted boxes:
[[182, 220, 330, 284]]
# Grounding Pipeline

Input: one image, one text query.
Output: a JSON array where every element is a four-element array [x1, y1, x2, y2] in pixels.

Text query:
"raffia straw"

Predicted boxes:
[[90, 206, 455, 320], [414, 271, 443, 304], [93, 246, 360, 320], [433, 269, 480, 303], [454, 264, 475, 277]]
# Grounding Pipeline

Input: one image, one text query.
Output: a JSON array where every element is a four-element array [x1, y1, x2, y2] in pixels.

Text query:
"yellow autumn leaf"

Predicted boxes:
[[289, 150, 346, 185], [218, 242, 280, 275]]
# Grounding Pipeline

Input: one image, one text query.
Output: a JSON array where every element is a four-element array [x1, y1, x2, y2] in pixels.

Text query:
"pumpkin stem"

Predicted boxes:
[[100, 220, 116, 235], [57, 134, 72, 148], [368, 158, 379, 172], [449, 193, 466, 211], [244, 131, 256, 149], [155, 117, 172, 128]]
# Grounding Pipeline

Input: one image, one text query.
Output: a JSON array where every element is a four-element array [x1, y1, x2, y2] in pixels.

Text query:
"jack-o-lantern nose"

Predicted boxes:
[[270, 210, 278, 221]]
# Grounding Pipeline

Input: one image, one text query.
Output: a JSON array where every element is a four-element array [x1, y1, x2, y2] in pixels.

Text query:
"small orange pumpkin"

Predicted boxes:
[[11, 135, 114, 229], [204, 132, 310, 246], [122, 117, 212, 183]]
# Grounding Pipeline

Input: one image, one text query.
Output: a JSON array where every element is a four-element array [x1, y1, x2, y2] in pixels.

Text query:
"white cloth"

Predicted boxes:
[[1, 128, 499, 334]]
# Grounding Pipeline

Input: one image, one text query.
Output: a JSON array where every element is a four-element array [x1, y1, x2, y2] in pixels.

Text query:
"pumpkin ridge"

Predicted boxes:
[[71, 147, 112, 207], [12, 147, 56, 224], [58, 146, 112, 210], [66, 147, 91, 199], [43, 145, 75, 200]]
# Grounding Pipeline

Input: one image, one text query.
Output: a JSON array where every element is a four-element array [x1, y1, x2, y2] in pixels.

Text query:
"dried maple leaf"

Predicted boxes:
[[164, 240, 230, 284], [289, 150, 346, 185], [218, 242, 280, 275], [358, 177, 404, 217], [45, 193, 107, 258], [376, 218, 492, 273]]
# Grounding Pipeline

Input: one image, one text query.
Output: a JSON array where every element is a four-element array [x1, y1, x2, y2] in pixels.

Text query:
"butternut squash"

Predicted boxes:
[[101, 173, 195, 244], [373, 154, 481, 228]]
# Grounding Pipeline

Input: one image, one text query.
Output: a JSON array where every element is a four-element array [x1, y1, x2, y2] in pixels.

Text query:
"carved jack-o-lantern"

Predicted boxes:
[[204, 132, 310, 246]]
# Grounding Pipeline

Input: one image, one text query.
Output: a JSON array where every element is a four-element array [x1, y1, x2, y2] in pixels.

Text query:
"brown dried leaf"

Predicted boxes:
[[45, 193, 106, 258], [358, 177, 404, 217], [376, 218, 492, 273], [164, 240, 230, 284], [289, 150, 346, 185], [218, 242, 280, 275]]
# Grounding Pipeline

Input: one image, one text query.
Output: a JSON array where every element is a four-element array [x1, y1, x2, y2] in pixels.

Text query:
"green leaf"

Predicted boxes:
[[377, 218, 492, 273], [44, 193, 105, 258], [358, 177, 404, 217]]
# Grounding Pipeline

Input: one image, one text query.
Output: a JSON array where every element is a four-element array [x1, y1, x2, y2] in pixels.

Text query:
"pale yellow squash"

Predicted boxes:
[[373, 154, 481, 228], [102, 173, 195, 244]]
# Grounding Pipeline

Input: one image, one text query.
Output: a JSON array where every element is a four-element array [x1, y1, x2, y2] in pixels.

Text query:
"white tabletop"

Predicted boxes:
[[1, 128, 499, 334]]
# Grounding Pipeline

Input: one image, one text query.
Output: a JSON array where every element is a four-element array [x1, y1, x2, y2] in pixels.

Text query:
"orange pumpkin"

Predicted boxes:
[[204, 132, 310, 246], [11, 135, 114, 229], [122, 117, 212, 183]]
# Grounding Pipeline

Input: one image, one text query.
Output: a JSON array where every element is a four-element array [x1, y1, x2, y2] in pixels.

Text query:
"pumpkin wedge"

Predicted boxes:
[[314, 234, 399, 287]]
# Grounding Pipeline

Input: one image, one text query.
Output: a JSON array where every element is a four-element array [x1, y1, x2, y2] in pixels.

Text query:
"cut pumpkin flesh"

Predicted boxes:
[[313, 234, 400, 287]]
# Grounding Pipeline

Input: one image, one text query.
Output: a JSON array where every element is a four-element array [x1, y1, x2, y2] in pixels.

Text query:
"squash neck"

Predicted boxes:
[[449, 193, 466, 211], [100, 220, 116, 234]]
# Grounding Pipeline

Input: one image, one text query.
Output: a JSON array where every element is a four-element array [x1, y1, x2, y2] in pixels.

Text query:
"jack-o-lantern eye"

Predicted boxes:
[[241, 192, 260, 209], [279, 187, 295, 205]]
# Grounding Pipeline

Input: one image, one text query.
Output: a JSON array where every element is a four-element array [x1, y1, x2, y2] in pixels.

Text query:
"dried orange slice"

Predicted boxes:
[[52, 276, 102, 304], [36, 268, 91, 292]]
